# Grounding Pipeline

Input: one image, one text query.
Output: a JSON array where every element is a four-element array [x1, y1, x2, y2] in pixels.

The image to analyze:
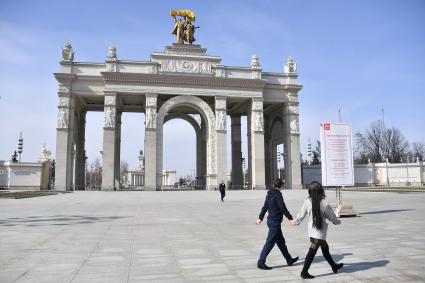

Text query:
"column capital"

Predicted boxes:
[[251, 98, 264, 113], [145, 93, 158, 99], [104, 91, 117, 96], [215, 96, 227, 110]]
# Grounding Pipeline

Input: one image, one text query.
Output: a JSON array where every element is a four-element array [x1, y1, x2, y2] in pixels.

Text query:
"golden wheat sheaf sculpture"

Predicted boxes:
[[170, 10, 196, 21]]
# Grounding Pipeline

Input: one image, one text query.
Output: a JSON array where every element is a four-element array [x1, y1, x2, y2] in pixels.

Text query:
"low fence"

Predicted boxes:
[[303, 162, 425, 187]]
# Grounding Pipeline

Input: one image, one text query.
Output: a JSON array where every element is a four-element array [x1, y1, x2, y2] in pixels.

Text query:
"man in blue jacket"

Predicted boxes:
[[256, 178, 298, 270]]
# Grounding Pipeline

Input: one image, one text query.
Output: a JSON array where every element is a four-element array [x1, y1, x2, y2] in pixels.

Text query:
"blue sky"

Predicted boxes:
[[0, 0, 424, 177]]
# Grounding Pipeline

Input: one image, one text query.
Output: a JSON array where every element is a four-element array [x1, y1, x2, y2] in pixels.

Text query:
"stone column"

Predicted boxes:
[[114, 112, 122, 190], [144, 94, 158, 191], [283, 102, 302, 189], [55, 93, 75, 191], [200, 120, 207, 189], [272, 142, 279, 180], [263, 116, 272, 186], [248, 98, 266, 190], [215, 97, 227, 187], [75, 110, 87, 190], [196, 122, 203, 189], [231, 115, 243, 189], [102, 93, 118, 191]]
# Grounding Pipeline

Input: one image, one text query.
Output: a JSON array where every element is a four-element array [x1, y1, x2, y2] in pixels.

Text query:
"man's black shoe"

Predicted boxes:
[[288, 256, 299, 266], [257, 263, 272, 270], [300, 272, 315, 279]]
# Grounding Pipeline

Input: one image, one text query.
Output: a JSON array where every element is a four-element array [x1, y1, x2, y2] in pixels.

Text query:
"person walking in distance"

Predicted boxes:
[[219, 181, 226, 202], [289, 181, 343, 279], [256, 178, 299, 270]]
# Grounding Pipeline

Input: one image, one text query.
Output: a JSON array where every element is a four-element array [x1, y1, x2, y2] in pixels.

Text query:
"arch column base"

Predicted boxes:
[[206, 174, 217, 191]]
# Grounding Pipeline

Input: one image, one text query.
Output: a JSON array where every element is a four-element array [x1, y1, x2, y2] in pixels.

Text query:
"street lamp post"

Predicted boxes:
[[17, 132, 23, 163]]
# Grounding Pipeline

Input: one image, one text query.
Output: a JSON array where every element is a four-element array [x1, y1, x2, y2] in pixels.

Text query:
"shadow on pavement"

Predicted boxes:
[[360, 209, 413, 215], [315, 259, 390, 277], [314, 253, 353, 264], [0, 215, 126, 227]]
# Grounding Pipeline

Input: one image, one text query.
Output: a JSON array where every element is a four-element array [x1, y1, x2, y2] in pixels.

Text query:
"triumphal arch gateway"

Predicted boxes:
[[54, 11, 303, 191]]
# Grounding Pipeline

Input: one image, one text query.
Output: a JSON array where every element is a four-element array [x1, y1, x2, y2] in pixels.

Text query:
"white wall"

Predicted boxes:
[[302, 162, 425, 187], [0, 161, 51, 190]]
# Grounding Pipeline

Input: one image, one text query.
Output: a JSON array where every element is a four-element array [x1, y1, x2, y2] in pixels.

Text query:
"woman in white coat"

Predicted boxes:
[[290, 181, 344, 279]]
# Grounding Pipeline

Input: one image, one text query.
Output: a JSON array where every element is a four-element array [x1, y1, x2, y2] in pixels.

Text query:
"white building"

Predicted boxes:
[[123, 153, 176, 189]]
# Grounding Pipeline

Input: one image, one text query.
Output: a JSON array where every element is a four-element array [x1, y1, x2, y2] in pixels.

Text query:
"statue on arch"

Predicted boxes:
[[170, 10, 199, 45], [61, 42, 74, 62], [172, 18, 185, 44], [284, 56, 297, 74]]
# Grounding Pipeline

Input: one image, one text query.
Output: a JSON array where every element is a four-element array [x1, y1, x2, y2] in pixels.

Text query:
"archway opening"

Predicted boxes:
[[163, 116, 198, 189], [269, 117, 285, 184], [120, 112, 145, 189], [84, 111, 104, 190]]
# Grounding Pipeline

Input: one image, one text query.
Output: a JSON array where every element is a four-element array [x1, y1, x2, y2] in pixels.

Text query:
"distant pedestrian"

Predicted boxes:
[[289, 181, 343, 279], [219, 181, 226, 202], [256, 178, 298, 270]]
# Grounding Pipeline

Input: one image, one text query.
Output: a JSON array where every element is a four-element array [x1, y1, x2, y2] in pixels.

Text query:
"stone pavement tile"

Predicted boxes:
[[71, 272, 128, 283], [0, 270, 28, 283], [130, 262, 181, 276], [223, 256, 258, 268], [181, 263, 230, 278], [177, 258, 212, 265], [130, 276, 187, 283], [236, 268, 291, 279], [244, 274, 303, 283], [135, 247, 169, 257], [186, 274, 240, 282], [218, 249, 251, 257], [86, 254, 128, 264], [13, 271, 75, 283], [135, 256, 173, 266], [173, 248, 210, 257], [28, 262, 81, 273]]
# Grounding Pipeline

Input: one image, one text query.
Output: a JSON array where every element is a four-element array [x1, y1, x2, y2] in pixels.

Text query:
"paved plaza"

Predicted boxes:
[[0, 190, 424, 283]]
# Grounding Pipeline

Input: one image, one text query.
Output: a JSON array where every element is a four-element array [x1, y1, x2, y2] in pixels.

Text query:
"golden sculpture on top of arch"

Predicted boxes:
[[170, 10, 199, 45]]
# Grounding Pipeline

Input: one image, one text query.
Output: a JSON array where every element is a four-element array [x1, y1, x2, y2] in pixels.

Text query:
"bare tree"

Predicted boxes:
[[120, 160, 129, 177], [86, 158, 102, 190], [355, 120, 410, 163], [311, 140, 321, 165], [355, 120, 386, 163], [385, 127, 409, 163], [410, 142, 425, 161], [120, 160, 129, 185]]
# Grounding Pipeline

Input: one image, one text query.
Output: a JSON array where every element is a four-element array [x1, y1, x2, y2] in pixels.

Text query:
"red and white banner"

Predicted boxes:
[[320, 123, 354, 186]]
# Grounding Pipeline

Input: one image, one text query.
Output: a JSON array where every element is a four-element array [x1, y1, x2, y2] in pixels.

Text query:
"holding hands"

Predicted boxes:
[[288, 219, 296, 226]]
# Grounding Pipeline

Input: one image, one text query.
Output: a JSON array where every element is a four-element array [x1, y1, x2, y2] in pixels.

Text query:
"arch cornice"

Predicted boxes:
[[101, 72, 266, 90]]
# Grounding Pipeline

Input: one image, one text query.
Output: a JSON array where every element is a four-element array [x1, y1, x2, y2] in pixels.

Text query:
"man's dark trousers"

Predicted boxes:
[[258, 219, 292, 265]]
